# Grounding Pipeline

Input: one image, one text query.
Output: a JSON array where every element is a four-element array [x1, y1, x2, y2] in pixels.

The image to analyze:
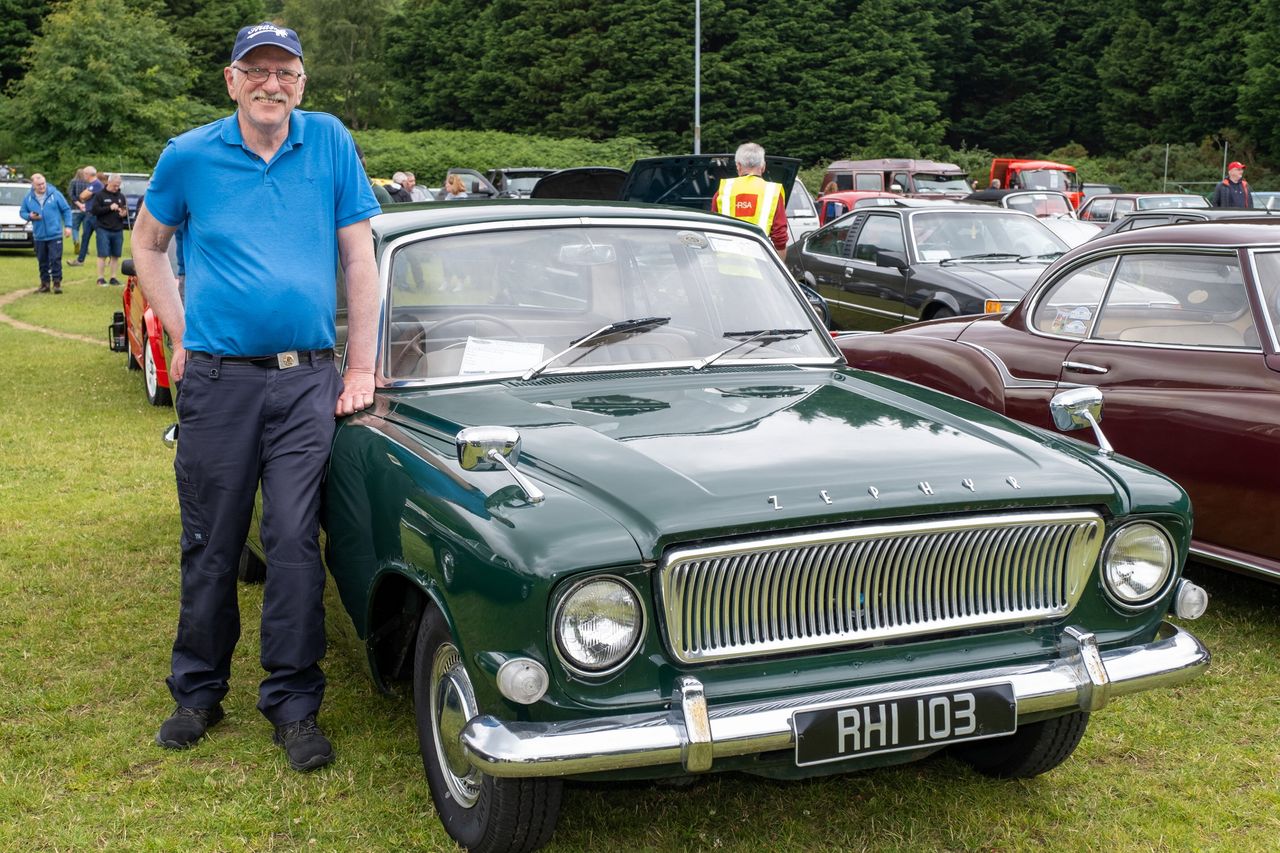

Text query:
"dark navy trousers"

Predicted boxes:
[[166, 353, 340, 726]]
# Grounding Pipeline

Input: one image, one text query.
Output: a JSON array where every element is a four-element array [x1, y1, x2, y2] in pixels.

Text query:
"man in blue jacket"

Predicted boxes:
[[19, 174, 73, 294]]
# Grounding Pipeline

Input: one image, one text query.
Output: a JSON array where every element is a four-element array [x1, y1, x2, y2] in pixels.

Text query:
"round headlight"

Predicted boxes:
[[554, 576, 643, 675], [1102, 522, 1174, 608]]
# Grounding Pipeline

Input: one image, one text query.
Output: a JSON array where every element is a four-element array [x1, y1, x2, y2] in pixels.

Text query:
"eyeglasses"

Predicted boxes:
[[232, 65, 304, 84]]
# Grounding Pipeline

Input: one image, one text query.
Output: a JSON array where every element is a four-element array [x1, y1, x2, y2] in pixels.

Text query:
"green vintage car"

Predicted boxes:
[[320, 200, 1210, 853]]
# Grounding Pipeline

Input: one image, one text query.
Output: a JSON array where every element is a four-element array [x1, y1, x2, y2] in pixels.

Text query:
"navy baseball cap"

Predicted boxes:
[[230, 23, 303, 62]]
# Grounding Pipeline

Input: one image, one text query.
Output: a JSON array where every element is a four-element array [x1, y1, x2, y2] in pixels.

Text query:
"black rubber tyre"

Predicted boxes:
[[952, 711, 1089, 778], [413, 606, 562, 853], [143, 334, 172, 407], [236, 543, 266, 584], [126, 345, 141, 371], [929, 306, 957, 320]]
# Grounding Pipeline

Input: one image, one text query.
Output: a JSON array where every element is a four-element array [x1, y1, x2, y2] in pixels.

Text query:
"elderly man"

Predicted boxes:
[[132, 22, 380, 772], [710, 142, 789, 252], [68, 165, 102, 266], [1210, 161, 1251, 208], [18, 173, 73, 293], [405, 171, 432, 202]]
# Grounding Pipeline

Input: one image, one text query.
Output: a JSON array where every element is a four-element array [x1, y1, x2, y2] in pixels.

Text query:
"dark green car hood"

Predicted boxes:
[[387, 367, 1126, 559]]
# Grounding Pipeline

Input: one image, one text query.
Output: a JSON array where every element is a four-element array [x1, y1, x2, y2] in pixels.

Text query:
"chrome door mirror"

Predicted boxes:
[[1049, 387, 1112, 455], [456, 426, 545, 504]]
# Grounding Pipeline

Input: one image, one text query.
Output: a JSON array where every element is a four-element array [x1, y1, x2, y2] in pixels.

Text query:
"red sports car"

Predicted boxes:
[[839, 220, 1280, 581], [117, 258, 172, 406]]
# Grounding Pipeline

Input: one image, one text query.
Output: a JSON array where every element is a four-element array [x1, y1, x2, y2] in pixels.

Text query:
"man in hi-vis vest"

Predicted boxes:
[[712, 142, 789, 252]]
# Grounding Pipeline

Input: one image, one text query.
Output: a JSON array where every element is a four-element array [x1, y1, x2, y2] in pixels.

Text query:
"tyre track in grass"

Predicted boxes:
[[0, 287, 101, 345]]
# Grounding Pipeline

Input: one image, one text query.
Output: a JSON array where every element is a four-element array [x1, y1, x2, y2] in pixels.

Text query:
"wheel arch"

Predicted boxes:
[[840, 335, 1010, 414]]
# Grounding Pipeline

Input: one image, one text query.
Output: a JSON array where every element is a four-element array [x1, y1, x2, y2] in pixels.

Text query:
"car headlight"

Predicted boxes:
[[1102, 522, 1174, 608], [554, 576, 643, 675]]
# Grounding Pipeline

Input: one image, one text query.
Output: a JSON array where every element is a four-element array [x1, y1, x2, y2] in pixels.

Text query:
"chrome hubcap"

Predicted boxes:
[[144, 339, 158, 398], [430, 642, 482, 807]]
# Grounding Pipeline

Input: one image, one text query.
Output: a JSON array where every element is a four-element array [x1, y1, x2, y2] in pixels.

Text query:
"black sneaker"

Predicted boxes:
[[109, 277, 121, 286], [273, 714, 335, 771], [156, 703, 224, 749]]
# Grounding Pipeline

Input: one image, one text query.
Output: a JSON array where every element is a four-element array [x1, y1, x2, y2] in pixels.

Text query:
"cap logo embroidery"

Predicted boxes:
[[247, 24, 289, 40]]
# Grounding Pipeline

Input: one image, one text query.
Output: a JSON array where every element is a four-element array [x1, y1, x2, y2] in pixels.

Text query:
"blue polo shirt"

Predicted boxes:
[[145, 109, 380, 356]]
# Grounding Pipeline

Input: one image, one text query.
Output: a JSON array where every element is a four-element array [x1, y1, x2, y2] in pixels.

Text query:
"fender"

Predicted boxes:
[[839, 334, 1009, 413], [142, 308, 171, 390]]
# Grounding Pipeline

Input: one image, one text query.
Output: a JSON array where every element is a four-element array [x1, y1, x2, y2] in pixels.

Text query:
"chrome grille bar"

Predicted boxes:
[[659, 510, 1103, 664]]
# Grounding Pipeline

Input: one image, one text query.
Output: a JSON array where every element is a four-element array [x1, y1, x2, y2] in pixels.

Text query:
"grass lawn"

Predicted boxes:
[[0, 241, 1277, 851]]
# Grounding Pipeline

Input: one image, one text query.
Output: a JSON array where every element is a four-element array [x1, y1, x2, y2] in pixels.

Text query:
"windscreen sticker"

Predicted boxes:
[[458, 338, 546, 375], [920, 250, 951, 261], [1050, 305, 1093, 335], [707, 234, 768, 261]]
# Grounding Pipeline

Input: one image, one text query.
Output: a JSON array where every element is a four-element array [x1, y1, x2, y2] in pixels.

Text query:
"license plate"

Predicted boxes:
[[793, 682, 1016, 766], [0, 231, 24, 240]]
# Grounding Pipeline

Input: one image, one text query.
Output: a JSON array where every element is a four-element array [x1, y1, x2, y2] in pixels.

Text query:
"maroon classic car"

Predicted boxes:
[[839, 220, 1280, 581]]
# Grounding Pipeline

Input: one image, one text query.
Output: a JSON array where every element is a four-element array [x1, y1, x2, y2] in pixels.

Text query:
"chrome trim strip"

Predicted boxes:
[[461, 622, 1209, 778], [955, 340, 1059, 390], [658, 511, 1104, 664], [1189, 546, 1280, 582]]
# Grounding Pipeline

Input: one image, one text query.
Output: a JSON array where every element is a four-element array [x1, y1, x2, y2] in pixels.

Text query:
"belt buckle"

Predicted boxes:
[[277, 350, 299, 369]]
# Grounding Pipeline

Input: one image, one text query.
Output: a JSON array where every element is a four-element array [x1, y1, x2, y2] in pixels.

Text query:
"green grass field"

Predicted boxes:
[[0, 241, 1277, 851]]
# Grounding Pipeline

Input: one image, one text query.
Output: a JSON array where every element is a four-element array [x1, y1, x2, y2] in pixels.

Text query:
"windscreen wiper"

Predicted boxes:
[[1017, 251, 1065, 262], [521, 316, 671, 380], [692, 328, 811, 371], [941, 252, 1021, 265]]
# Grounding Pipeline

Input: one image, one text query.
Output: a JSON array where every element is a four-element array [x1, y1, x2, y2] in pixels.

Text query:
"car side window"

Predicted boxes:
[[852, 214, 906, 263], [1251, 251, 1280, 345], [1082, 199, 1114, 222], [1092, 253, 1257, 348], [1128, 215, 1175, 230], [1031, 257, 1116, 337], [1114, 199, 1135, 216], [807, 214, 864, 259], [854, 173, 882, 191]]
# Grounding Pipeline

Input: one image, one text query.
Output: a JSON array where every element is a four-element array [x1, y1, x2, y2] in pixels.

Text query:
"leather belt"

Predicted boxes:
[[186, 349, 334, 369]]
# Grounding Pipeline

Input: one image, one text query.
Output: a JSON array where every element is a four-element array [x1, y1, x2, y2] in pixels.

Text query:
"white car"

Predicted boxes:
[[0, 182, 35, 250], [786, 178, 820, 248]]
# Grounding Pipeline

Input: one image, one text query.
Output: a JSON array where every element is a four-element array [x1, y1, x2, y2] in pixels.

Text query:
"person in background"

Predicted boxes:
[[711, 142, 788, 253], [68, 165, 102, 266], [132, 21, 380, 774], [442, 173, 468, 200], [387, 171, 413, 203], [355, 144, 392, 205], [1210, 161, 1251, 207], [18, 173, 73, 294], [90, 173, 128, 286], [67, 168, 88, 257], [405, 172, 432, 202]]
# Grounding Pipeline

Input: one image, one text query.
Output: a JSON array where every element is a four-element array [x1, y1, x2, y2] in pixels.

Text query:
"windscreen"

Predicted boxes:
[[384, 224, 836, 381], [911, 211, 1069, 262]]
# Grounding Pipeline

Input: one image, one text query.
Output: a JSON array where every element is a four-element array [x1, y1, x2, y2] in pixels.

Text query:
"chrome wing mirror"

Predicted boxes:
[[162, 423, 179, 448], [456, 426, 545, 504], [1049, 387, 1113, 456]]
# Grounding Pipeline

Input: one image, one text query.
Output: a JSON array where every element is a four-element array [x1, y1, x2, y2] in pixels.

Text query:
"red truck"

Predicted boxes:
[[989, 159, 1083, 208]]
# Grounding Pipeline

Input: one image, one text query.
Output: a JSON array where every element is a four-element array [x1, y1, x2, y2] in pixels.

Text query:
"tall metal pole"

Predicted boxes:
[[694, 0, 701, 154]]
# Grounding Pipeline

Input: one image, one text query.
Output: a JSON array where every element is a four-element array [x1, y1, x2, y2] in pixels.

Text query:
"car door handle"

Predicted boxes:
[[1063, 360, 1109, 374], [844, 267, 854, 278]]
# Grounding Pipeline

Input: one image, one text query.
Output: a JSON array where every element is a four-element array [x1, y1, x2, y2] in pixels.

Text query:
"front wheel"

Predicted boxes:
[[143, 334, 172, 407], [951, 710, 1089, 778], [413, 606, 562, 853]]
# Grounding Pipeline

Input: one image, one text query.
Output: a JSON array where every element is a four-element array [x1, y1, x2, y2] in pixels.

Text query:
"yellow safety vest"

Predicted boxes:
[[715, 175, 783, 235]]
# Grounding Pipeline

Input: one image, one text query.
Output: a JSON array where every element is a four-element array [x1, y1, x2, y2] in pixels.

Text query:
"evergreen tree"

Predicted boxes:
[[160, 0, 266, 107]]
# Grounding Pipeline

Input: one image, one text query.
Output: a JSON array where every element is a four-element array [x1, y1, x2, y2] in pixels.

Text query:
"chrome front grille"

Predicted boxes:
[[658, 510, 1104, 664]]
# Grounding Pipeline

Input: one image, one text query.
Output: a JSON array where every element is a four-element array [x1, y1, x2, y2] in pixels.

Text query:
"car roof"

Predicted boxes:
[[1072, 218, 1280, 251], [825, 158, 965, 173], [1085, 192, 1201, 202], [369, 198, 764, 244]]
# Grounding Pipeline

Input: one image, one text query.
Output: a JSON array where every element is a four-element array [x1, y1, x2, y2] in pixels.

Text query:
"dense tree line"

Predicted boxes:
[[0, 0, 1274, 179]]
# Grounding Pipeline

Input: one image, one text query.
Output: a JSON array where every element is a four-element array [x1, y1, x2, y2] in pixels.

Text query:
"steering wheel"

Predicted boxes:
[[421, 313, 521, 345], [392, 314, 523, 378]]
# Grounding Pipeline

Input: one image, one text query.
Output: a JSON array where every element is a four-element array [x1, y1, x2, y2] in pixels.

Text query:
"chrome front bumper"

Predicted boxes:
[[461, 622, 1209, 778]]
